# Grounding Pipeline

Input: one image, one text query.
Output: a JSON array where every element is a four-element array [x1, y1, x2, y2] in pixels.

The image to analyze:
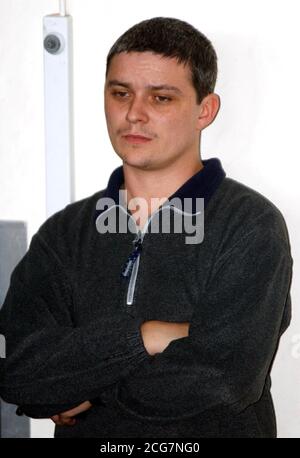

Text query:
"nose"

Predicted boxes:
[[126, 95, 149, 124]]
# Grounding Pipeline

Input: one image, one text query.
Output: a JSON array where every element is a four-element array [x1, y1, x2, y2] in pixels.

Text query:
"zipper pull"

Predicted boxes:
[[121, 231, 143, 279], [133, 230, 142, 249]]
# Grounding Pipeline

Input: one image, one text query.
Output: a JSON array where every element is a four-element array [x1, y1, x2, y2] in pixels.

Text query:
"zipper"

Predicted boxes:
[[121, 202, 192, 306], [121, 206, 162, 306], [126, 246, 141, 305], [121, 229, 143, 279]]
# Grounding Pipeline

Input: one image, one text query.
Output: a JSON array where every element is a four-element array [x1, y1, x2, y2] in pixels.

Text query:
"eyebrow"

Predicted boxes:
[[106, 79, 183, 95]]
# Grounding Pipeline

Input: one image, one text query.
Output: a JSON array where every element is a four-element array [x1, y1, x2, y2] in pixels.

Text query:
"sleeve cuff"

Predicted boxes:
[[125, 317, 153, 365]]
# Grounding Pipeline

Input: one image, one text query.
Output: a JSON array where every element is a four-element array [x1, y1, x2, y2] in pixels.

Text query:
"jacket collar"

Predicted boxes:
[[94, 157, 226, 222]]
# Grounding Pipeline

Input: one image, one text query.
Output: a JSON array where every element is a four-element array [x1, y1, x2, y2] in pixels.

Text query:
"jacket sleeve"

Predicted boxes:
[[115, 227, 293, 420], [0, 231, 152, 419]]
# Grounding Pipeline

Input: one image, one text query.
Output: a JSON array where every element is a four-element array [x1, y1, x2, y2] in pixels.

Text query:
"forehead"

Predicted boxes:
[[106, 51, 192, 89]]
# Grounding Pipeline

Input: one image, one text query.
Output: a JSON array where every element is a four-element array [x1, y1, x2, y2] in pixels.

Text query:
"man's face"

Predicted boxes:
[[104, 51, 203, 171]]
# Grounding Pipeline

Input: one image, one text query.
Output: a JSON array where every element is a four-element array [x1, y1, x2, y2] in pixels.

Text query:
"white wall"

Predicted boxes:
[[0, 0, 299, 438]]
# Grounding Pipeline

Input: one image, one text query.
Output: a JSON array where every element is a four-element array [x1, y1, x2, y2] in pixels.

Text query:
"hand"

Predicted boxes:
[[50, 400, 92, 426], [140, 320, 190, 356]]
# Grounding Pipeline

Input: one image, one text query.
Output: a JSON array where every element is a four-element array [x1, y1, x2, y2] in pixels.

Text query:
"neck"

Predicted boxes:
[[121, 158, 204, 225]]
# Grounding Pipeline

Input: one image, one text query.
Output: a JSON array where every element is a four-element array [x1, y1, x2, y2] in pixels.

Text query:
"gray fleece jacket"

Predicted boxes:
[[0, 157, 293, 438]]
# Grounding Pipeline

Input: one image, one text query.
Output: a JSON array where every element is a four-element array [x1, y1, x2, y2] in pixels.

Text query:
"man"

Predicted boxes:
[[0, 17, 293, 438]]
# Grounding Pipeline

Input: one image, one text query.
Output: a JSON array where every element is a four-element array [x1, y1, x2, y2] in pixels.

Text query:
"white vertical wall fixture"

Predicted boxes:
[[59, 0, 67, 16], [43, 1, 74, 217]]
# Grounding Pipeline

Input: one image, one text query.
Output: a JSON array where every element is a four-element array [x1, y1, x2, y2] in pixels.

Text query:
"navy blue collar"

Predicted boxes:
[[94, 157, 225, 222]]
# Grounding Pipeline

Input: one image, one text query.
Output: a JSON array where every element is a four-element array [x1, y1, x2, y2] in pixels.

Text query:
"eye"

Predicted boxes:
[[155, 95, 172, 103], [112, 91, 129, 98]]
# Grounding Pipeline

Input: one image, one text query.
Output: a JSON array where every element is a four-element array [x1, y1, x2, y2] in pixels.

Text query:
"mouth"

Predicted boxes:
[[122, 134, 153, 144]]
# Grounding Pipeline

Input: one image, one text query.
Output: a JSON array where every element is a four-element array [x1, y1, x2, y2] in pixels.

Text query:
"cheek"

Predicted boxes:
[[105, 104, 122, 130], [166, 115, 192, 138], [157, 111, 183, 130]]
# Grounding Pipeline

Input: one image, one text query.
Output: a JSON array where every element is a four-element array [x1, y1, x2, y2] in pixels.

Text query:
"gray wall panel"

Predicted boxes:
[[0, 220, 30, 438]]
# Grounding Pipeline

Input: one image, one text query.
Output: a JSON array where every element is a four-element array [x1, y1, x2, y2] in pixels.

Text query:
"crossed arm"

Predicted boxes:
[[0, 216, 292, 426], [51, 320, 190, 426]]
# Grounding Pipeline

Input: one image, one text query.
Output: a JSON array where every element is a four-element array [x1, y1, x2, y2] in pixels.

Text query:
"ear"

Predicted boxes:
[[196, 93, 220, 131]]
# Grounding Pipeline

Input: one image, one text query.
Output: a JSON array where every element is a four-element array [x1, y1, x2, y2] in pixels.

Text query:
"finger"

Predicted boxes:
[[60, 417, 76, 426], [51, 415, 59, 423], [52, 416, 76, 426], [60, 401, 92, 418], [51, 413, 76, 425]]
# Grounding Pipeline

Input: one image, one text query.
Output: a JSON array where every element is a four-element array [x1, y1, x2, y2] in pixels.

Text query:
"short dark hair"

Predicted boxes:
[[105, 17, 218, 104]]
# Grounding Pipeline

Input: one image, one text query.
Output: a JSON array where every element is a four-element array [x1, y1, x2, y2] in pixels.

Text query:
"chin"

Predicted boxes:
[[123, 157, 154, 170], [114, 149, 150, 168]]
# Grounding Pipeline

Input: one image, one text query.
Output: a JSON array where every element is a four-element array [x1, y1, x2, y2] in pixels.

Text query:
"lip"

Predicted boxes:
[[123, 134, 153, 144]]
